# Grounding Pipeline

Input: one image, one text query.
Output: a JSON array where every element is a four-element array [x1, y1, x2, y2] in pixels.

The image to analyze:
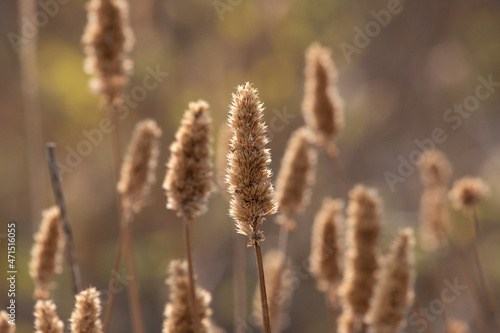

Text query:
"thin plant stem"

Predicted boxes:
[[254, 242, 272, 333], [274, 222, 291, 332], [233, 232, 246, 333], [46, 143, 82, 295], [471, 209, 500, 332], [102, 208, 132, 333], [183, 217, 202, 333], [324, 146, 351, 197], [124, 223, 144, 333]]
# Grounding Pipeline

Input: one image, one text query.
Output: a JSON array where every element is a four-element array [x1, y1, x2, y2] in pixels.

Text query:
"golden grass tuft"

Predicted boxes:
[[118, 119, 162, 214], [70, 287, 103, 333], [302, 42, 344, 148], [82, 0, 135, 105], [449, 176, 490, 210], [226, 82, 278, 246], [0, 311, 15, 333], [310, 198, 344, 292], [29, 206, 65, 300], [274, 127, 317, 223], [446, 319, 470, 333], [162, 260, 214, 333], [34, 300, 64, 333], [366, 228, 415, 333]]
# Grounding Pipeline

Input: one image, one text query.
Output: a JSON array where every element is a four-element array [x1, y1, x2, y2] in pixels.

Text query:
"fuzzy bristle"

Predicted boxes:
[[417, 150, 452, 187], [252, 250, 293, 330], [70, 287, 102, 333], [216, 124, 232, 193], [118, 119, 162, 214], [366, 228, 415, 333], [226, 83, 278, 246], [0, 311, 15, 333], [449, 176, 490, 210], [34, 300, 64, 333], [310, 198, 343, 292], [302, 42, 344, 148], [162, 260, 214, 333], [82, 0, 134, 105], [164, 100, 215, 220], [29, 206, 65, 299], [339, 185, 382, 317], [274, 128, 317, 222]]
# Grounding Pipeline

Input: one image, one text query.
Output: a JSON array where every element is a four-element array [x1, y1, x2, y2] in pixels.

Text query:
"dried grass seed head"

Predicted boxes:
[[302, 42, 344, 147], [162, 260, 213, 333], [82, 0, 134, 105], [446, 319, 470, 333], [34, 300, 64, 333], [419, 186, 449, 251], [164, 100, 215, 220], [417, 150, 452, 188], [118, 119, 162, 214], [449, 176, 490, 210], [310, 198, 344, 291], [226, 83, 278, 246], [340, 185, 382, 316], [29, 206, 65, 299], [275, 127, 317, 220], [366, 228, 415, 333], [70, 287, 102, 333], [0, 311, 15, 333]]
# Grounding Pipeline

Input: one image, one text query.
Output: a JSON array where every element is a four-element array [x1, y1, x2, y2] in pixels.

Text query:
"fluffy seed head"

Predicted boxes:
[[226, 83, 278, 246], [366, 228, 415, 333], [29, 206, 65, 299], [446, 319, 470, 333], [162, 260, 213, 333], [340, 185, 382, 316], [252, 250, 293, 330], [417, 150, 452, 187], [82, 0, 134, 105], [216, 124, 232, 193], [118, 119, 162, 214], [164, 100, 215, 220], [302, 43, 344, 147], [337, 309, 355, 333], [0, 311, 15, 333], [419, 187, 449, 250], [70, 287, 102, 333], [274, 128, 317, 221], [310, 198, 344, 291], [34, 300, 64, 333], [449, 177, 490, 210]]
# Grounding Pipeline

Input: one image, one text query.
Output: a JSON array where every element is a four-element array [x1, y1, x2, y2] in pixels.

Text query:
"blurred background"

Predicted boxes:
[[1, 0, 500, 331]]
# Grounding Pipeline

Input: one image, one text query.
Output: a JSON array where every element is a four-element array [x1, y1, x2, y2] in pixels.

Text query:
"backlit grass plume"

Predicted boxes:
[[82, 0, 134, 105], [162, 260, 213, 333], [118, 119, 162, 214], [417, 150, 452, 250], [310, 198, 344, 292], [446, 319, 470, 333], [366, 228, 415, 333], [29, 206, 65, 299], [164, 100, 215, 220], [337, 309, 355, 333], [0, 311, 15, 333], [70, 287, 103, 333], [274, 127, 317, 227], [302, 43, 344, 149], [252, 250, 293, 331], [449, 176, 490, 211], [226, 83, 278, 246], [339, 185, 382, 321], [34, 300, 64, 333]]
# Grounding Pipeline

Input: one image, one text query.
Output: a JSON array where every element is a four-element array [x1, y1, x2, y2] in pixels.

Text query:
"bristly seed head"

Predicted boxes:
[[226, 82, 278, 246], [34, 299, 65, 333], [164, 100, 216, 221], [70, 287, 103, 333], [449, 176, 490, 210], [0, 311, 15, 333]]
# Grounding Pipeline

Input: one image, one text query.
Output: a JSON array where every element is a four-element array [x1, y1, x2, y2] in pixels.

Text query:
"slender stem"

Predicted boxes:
[[471, 209, 500, 332], [183, 217, 202, 333], [102, 209, 132, 333], [46, 143, 82, 295], [123, 223, 145, 333], [274, 223, 290, 332], [255, 242, 272, 333], [234, 232, 246, 333], [324, 146, 351, 197]]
